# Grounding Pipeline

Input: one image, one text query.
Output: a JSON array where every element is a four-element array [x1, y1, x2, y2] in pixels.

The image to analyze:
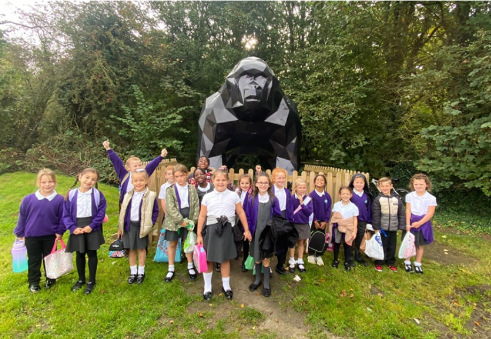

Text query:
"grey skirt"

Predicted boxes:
[[203, 223, 237, 263], [123, 221, 148, 250], [294, 223, 310, 240], [66, 217, 105, 253], [413, 231, 428, 248], [164, 207, 190, 242]]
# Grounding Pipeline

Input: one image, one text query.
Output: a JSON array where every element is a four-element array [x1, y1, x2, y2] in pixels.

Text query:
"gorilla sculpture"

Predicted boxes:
[[197, 57, 301, 173]]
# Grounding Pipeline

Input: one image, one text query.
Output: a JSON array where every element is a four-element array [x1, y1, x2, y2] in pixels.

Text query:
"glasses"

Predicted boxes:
[[257, 182, 269, 185]]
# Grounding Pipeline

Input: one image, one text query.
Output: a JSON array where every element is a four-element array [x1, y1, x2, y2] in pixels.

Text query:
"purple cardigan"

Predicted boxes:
[[62, 189, 107, 234], [410, 214, 434, 244], [288, 195, 313, 224], [14, 193, 65, 237], [121, 196, 159, 232], [107, 149, 163, 203], [244, 194, 282, 236], [309, 190, 332, 223], [350, 191, 372, 223], [272, 186, 293, 219]]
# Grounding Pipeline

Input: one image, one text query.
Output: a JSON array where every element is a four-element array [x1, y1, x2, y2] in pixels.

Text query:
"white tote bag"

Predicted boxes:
[[44, 239, 74, 279], [364, 232, 385, 261]]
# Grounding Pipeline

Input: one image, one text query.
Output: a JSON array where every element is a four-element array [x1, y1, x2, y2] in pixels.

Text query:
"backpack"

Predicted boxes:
[[308, 230, 327, 255]]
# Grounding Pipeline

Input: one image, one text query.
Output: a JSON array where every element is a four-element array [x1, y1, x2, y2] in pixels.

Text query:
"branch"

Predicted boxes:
[[0, 20, 45, 29]]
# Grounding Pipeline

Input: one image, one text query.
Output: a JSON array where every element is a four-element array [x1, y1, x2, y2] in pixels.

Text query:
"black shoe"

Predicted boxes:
[[164, 271, 175, 283], [275, 266, 287, 275], [249, 281, 261, 292], [84, 282, 96, 295], [415, 266, 423, 274], [136, 274, 145, 284], [188, 268, 197, 281], [349, 261, 356, 267], [332, 260, 339, 268], [203, 291, 212, 301], [71, 280, 86, 291], [262, 287, 271, 297], [356, 259, 369, 267], [128, 274, 137, 285], [297, 263, 306, 273], [45, 279, 56, 289], [215, 263, 221, 272], [29, 284, 41, 293], [222, 287, 233, 300], [344, 262, 351, 271], [241, 262, 247, 272], [288, 266, 295, 274]]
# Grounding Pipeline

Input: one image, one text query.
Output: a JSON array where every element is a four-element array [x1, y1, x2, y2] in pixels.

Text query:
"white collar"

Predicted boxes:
[[353, 189, 364, 197], [134, 188, 147, 195], [258, 193, 270, 203], [315, 189, 325, 197], [78, 188, 93, 195], [35, 190, 57, 201], [294, 193, 305, 199]]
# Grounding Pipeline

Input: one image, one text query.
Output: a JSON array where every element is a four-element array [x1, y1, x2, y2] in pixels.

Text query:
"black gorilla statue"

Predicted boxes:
[[197, 57, 301, 173]]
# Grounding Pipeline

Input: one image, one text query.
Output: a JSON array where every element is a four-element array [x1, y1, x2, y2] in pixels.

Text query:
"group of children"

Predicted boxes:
[[14, 143, 437, 300]]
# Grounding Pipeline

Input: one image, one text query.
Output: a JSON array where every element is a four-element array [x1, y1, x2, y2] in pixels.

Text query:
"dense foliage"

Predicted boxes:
[[0, 1, 490, 195]]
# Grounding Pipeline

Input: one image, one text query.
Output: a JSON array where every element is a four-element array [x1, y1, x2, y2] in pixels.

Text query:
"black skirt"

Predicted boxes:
[[203, 222, 237, 263], [66, 217, 105, 253], [164, 207, 190, 242], [123, 221, 149, 250]]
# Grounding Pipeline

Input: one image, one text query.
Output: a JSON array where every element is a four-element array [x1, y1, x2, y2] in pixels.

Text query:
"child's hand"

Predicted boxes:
[[161, 148, 168, 158], [55, 233, 62, 240], [197, 235, 203, 245], [82, 226, 93, 233], [244, 230, 252, 242], [117, 229, 123, 238], [73, 228, 84, 235], [103, 140, 111, 150], [314, 221, 320, 229], [180, 220, 187, 228], [320, 222, 327, 230]]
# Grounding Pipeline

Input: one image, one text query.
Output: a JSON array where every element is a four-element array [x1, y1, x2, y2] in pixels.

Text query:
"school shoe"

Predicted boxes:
[[356, 258, 369, 267], [203, 291, 212, 301], [275, 266, 287, 275], [288, 258, 296, 273], [307, 255, 316, 264], [71, 280, 86, 291], [332, 260, 339, 268], [297, 261, 306, 273], [344, 262, 351, 271], [388, 265, 398, 272], [188, 268, 197, 281], [84, 282, 96, 295], [249, 281, 261, 292], [375, 265, 383, 272], [414, 266, 423, 274], [405, 263, 414, 273], [45, 279, 56, 289], [164, 271, 175, 283], [241, 262, 247, 272], [316, 256, 325, 266], [127, 274, 137, 285], [136, 274, 145, 284], [222, 287, 233, 300], [29, 284, 41, 293], [262, 287, 271, 297]]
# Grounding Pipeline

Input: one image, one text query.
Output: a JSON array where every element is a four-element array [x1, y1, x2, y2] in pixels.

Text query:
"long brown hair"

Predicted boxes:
[[250, 172, 275, 201], [64, 167, 99, 200]]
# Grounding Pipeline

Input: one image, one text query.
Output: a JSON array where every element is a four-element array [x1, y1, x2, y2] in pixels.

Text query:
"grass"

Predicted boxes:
[[1, 172, 491, 338]]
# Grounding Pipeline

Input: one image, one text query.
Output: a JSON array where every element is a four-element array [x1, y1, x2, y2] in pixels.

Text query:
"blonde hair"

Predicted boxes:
[[271, 167, 287, 183], [36, 168, 57, 187], [173, 164, 189, 175], [378, 177, 392, 186], [165, 165, 174, 173], [132, 169, 149, 180], [409, 173, 432, 192], [212, 169, 229, 180], [125, 155, 142, 166], [293, 178, 307, 192]]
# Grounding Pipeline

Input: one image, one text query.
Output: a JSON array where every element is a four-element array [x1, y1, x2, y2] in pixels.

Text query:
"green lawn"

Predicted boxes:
[[0, 172, 490, 338]]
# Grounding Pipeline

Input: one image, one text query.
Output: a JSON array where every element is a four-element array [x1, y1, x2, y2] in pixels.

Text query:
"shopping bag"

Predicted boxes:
[[398, 232, 416, 259], [244, 255, 255, 270], [359, 230, 372, 253], [44, 239, 74, 279], [364, 232, 384, 261], [184, 231, 197, 254], [193, 244, 207, 273], [154, 229, 181, 263]]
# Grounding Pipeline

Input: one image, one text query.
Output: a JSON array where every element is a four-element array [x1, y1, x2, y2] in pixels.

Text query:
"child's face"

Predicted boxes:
[[255, 177, 270, 194], [314, 176, 326, 190], [379, 181, 393, 196], [39, 175, 56, 195], [412, 179, 428, 194], [353, 177, 365, 192], [198, 157, 209, 169], [132, 174, 148, 192], [79, 172, 98, 191], [295, 183, 307, 196], [340, 189, 352, 202], [213, 174, 228, 192], [239, 178, 251, 191], [165, 170, 175, 183], [274, 173, 286, 189], [126, 160, 143, 172], [174, 171, 188, 186], [195, 170, 206, 185]]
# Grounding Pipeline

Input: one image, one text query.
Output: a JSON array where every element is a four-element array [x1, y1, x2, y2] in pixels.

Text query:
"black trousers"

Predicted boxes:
[[354, 221, 367, 260], [333, 241, 354, 263], [375, 230, 397, 266], [25, 235, 56, 285]]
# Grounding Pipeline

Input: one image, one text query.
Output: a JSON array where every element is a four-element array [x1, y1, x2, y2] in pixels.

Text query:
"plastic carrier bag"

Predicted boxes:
[[398, 232, 416, 259], [184, 231, 197, 254], [364, 232, 384, 261]]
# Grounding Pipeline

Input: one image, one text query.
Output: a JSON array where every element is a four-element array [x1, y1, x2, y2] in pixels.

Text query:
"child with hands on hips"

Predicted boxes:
[[162, 164, 200, 282], [244, 172, 282, 297], [14, 169, 65, 293], [118, 169, 159, 285], [196, 169, 252, 301], [63, 168, 107, 294], [404, 174, 437, 274], [329, 186, 359, 271], [287, 178, 313, 273]]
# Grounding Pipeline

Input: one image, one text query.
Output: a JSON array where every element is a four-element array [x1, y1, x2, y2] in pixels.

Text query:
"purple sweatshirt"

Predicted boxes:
[[62, 189, 107, 234], [14, 193, 65, 237], [244, 195, 282, 236], [288, 195, 313, 224], [107, 149, 163, 203], [350, 191, 372, 223], [309, 190, 332, 223]]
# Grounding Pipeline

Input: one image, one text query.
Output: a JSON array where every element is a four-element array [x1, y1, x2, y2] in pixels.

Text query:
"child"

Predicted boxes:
[[188, 156, 213, 186], [236, 174, 252, 272], [307, 173, 332, 266], [162, 165, 200, 282], [271, 167, 293, 275], [118, 169, 159, 284], [14, 169, 65, 293], [196, 169, 252, 301], [195, 168, 215, 207], [63, 168, 107, 294], [404, 174, 437, 274], [348, 173, 373, 267], [371, 177, 406, 272], [329, 186, 358, 271], [102, 140, 167, 206], [244, 172, 282, 297], [158, 165, 175, 216], [287, 178, 313, 273]]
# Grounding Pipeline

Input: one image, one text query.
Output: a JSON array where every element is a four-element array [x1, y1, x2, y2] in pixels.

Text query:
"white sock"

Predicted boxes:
[[188, 262, 196, 275], [203, 272, 213, 293], [289, 257, 296, 266], [222, 276, 231, 291], [297, 258, 304, 265], [404, 260, 412, 265], [414, 262, 422, 267], [130, 265, 137, 275], [137, 265, 145, 275], [168, 265, 175, 272]]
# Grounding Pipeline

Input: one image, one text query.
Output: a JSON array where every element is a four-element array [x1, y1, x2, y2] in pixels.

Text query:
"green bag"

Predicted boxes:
[[244, 255, 254, 270]]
